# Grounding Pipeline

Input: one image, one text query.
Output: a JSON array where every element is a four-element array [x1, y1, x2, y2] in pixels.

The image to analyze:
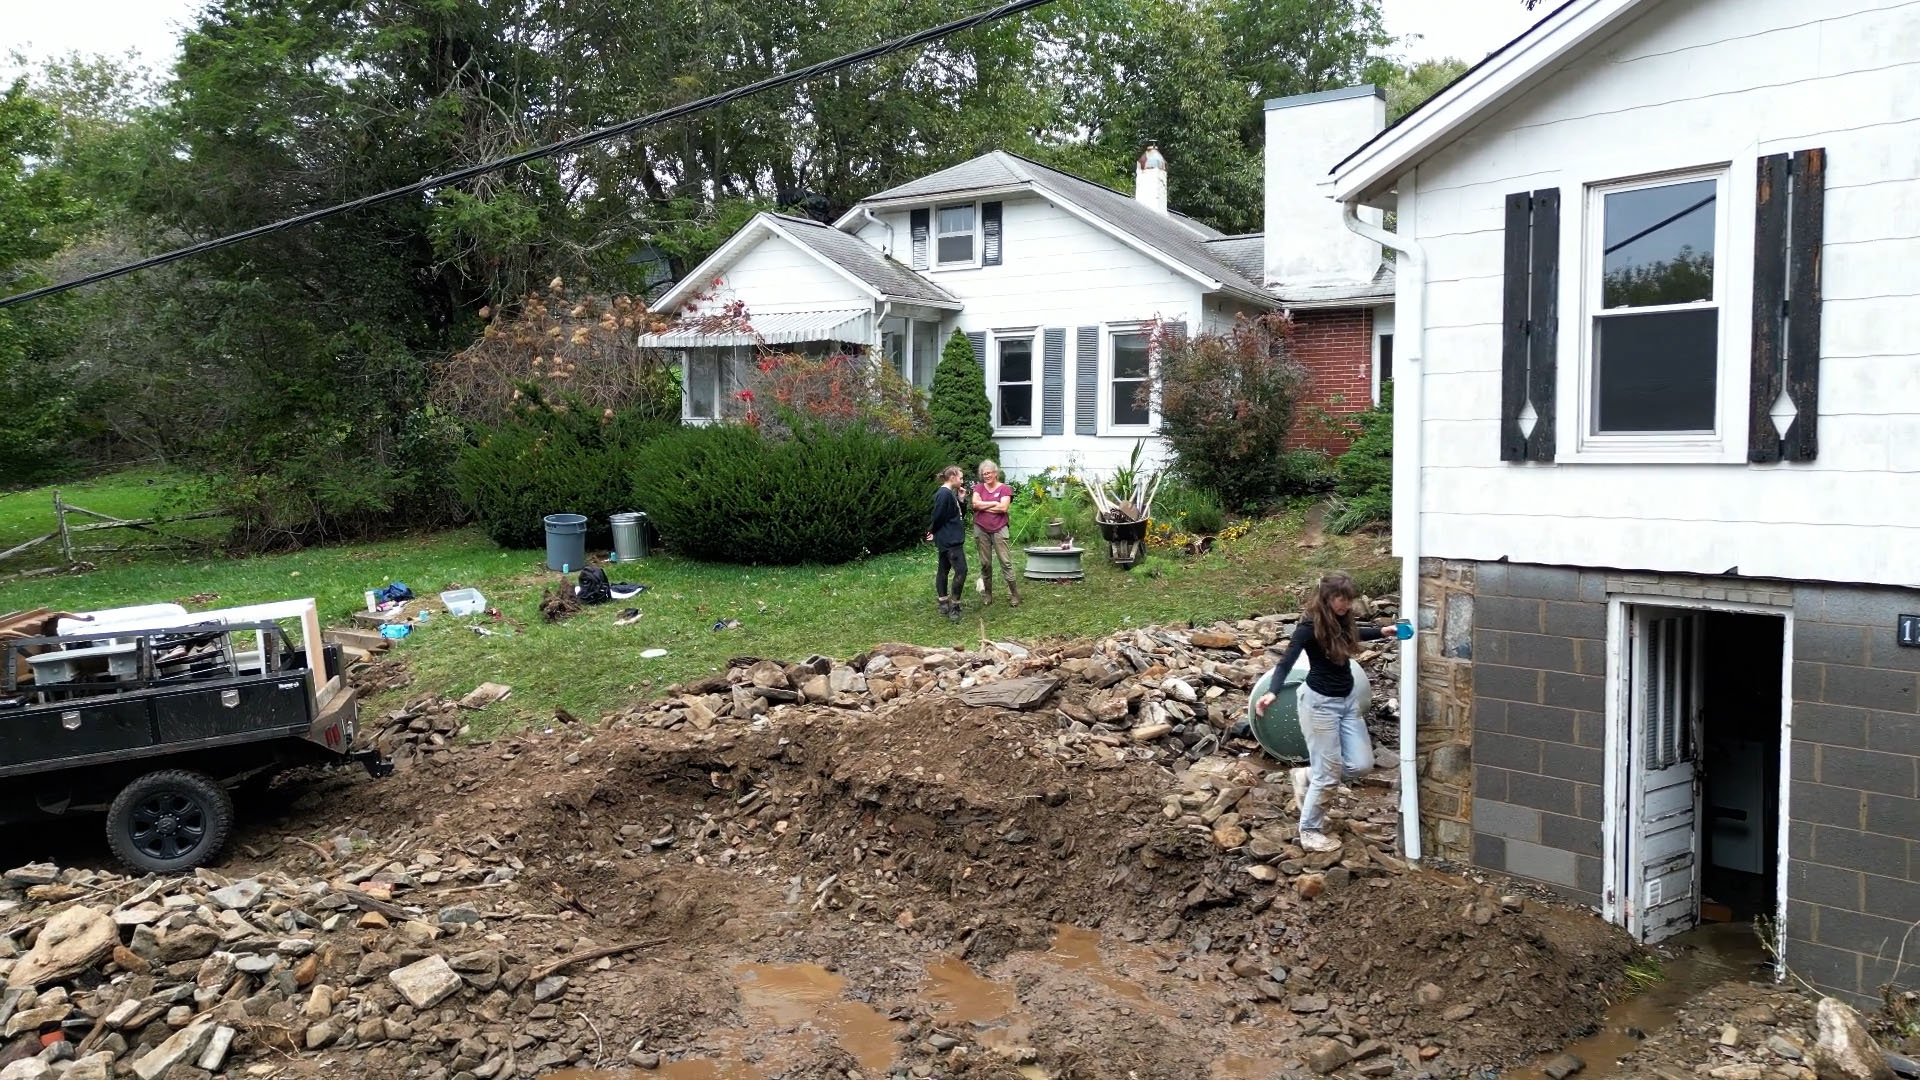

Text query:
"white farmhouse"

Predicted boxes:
[[641, 90, 1397, 475], [1330, 0, 1920, 1003]]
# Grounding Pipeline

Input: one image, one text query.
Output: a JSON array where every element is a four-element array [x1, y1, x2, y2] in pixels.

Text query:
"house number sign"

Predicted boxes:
[[1899, 615, 1920, 647]]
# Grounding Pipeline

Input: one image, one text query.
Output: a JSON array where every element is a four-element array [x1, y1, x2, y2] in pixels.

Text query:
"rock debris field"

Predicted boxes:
[[0, 613, 1645, 1080]]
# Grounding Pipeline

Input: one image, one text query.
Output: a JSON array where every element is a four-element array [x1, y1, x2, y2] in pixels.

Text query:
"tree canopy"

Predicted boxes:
[[3, 0, 1409, 534]]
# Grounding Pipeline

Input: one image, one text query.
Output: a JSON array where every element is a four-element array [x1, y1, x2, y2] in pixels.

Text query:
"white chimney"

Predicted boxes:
[[1135, 145, 1169, 215], [1264, 85, 1386, 287]]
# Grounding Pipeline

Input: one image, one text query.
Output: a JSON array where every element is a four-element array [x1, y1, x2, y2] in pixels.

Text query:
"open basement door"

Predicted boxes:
[[1627, 608, 1705, 944]]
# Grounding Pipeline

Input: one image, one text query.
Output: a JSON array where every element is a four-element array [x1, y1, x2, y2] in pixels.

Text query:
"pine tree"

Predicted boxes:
[[928, 330, 999, 470]]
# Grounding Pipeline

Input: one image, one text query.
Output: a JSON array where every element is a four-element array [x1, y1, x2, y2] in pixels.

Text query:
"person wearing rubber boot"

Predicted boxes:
[[1255, 572, 1391, 854], [971, 459, 1019, 608], [926, 466, 969, 621]]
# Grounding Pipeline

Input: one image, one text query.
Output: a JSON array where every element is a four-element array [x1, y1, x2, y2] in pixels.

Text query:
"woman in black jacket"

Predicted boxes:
[[926, 466, 969, 621]]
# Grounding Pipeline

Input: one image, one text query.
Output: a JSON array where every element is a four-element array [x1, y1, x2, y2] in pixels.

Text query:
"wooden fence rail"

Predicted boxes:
[[0, 492, 226, 586]]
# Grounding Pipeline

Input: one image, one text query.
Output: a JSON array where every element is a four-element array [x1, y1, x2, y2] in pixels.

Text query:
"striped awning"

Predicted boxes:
[[635, 307, 872, 348]]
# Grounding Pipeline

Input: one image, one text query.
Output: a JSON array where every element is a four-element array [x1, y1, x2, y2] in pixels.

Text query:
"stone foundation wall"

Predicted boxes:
[[1414, 558, 1477, 861]]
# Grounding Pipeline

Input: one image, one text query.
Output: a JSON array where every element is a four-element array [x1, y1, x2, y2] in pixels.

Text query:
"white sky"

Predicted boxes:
[[2, 0, 1543, 79]]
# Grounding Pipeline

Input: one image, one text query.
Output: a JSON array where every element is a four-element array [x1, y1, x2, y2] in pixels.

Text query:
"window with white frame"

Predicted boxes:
[[1110, 330, 1152, 427], [996, 334, 1035, 429], [935, 204, 976, 267], [683, 347, 751, 421], [1586, 172, 1723, 437]]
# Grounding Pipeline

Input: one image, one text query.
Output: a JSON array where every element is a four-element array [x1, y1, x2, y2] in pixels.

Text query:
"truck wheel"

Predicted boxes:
[[106, 770, 234, 874]]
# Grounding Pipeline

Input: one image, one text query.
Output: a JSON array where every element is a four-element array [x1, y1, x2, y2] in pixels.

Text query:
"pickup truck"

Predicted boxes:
[[0, 599, 391, 872]]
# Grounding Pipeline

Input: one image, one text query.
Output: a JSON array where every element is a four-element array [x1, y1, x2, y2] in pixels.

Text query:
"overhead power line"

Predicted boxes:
[[0, 0, 1057, 311]]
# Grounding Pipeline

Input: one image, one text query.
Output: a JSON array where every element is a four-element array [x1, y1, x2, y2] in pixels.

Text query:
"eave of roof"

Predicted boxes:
[[1329, 0, 1658, 205]]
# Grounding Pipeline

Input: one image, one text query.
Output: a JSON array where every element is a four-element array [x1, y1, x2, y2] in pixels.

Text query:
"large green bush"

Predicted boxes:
[[1328, 381, 1392, 534], [928, 330, 997, 469], [633, 419, 946, 565], [454, 391, 674, 548]]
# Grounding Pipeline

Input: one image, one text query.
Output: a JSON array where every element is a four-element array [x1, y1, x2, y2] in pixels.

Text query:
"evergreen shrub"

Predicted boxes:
[[454, 390, 673, 548], [633, 418, 946, 565], [928, 330, 998, 469]]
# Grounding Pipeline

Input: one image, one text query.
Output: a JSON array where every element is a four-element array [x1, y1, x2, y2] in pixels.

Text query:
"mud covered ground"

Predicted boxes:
[[1, 618, 1640, 1080]]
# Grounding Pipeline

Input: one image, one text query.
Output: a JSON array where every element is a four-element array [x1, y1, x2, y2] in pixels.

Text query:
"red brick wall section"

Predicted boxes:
[[1286, 307, 1373, 453]]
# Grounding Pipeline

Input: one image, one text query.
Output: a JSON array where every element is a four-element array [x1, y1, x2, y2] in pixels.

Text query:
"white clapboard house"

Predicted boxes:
[[1328, 0, 1920, 1004], [639, 89, 1397, 475]]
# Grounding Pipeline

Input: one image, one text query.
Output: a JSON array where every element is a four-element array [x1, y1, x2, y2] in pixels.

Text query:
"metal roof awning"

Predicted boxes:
[[635, 307, 872, 348]]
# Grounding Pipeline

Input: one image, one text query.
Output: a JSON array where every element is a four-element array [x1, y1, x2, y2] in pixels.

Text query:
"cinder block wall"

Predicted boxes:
[[1422, 561, 1920, 1005], [1467, 563, 1609, 910], [1785, 583, 1920, 1003]]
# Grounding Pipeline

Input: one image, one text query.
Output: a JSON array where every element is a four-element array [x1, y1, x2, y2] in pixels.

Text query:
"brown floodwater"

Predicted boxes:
[[1504, 920, 1768, 1080]]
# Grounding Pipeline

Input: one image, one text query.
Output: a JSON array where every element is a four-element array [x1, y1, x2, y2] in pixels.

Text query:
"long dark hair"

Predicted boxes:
[[1306, 572, 1361, 663]]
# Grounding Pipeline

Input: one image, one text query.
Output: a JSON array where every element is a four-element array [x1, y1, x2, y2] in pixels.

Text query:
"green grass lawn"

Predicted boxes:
[[1, 490, 1395, 735], [0, 468, 222, 563]]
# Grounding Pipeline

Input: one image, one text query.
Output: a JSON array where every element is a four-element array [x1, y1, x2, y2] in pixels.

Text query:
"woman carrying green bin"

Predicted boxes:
[[1253, 572, 1412, 854]]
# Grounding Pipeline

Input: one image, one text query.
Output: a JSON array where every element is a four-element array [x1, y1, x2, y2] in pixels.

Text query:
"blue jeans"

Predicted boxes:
[[1298, 684, 1374, 832]]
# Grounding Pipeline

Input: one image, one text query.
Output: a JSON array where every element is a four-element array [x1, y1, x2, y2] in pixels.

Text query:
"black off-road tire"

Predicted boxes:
[[106, 770, 234, 874]]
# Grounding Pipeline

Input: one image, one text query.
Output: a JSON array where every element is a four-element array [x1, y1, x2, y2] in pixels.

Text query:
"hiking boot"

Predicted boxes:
[[1299, 830, 1341, 854], [937, 598, 954, 617], [981, 575, 993, 607], [1007, 585, 1021, 607], [1289, 767, 1311, 812], [946, 600, 964, 622]]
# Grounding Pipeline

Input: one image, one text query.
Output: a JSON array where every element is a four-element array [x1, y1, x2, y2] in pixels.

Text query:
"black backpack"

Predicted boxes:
[[577, 566, 612, 605]]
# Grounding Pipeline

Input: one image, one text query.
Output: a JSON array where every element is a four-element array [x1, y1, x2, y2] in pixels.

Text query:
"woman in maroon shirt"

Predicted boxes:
[[970, 460, 1019, 607]]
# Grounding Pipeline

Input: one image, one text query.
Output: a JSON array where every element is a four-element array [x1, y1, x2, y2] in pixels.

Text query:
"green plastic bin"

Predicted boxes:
[[1245, 656, 1371, 762]]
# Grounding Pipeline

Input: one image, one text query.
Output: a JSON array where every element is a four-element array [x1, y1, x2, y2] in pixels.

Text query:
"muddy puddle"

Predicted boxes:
[[1505, 920, 1769, 1080], [541, 923, 1206, 1078]]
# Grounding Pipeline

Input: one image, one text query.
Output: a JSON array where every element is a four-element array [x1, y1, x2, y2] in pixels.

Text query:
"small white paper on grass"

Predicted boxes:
[[976, 576, 986, 593], [640, 648, 667, 659]]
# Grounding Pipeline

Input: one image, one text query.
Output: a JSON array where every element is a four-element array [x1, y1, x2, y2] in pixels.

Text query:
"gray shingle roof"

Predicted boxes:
[[1271, 262, 1396, 306], [861, 151, 1272, 301], [1200, 234, 1265, 284], [767, 214, 959, 306]]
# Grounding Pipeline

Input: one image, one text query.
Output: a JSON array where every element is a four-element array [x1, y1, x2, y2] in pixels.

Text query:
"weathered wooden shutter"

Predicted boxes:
[[982, 202, 1003, 267], [1749, 148, 1826, 463], [910, 209, 930, 271], [1164, 320, 1187, 344], [1041, 328, 1065, 435], [966, 331, 987, 369], [1075, 326, 1099, 435], [1500, 189, 1560, 462]]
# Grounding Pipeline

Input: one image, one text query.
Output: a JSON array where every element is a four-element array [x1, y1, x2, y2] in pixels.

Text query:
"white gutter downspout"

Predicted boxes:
[[1341, 199, 1425, 864], [854, 207, 895, 258]]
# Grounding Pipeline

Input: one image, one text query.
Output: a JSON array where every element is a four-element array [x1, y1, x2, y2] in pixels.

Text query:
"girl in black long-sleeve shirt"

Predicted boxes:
[[926, 466, 968, 620], [1254, 572, 1394, 853]]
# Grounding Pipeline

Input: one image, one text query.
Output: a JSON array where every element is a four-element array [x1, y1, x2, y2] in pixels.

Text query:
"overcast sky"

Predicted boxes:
[[2, 0, 1544, 79]]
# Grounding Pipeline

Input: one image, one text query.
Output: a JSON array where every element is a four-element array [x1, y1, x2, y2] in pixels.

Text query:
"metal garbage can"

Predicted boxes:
[[1245, 656, 1371, 762], [610, 512, 650, 562], [543, 513, 588, 571]]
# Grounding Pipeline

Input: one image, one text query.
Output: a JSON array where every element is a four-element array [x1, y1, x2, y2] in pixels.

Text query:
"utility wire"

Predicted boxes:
[[0, 0, 1057, 311]]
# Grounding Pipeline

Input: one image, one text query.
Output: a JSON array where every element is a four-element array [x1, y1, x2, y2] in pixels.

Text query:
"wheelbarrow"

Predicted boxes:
[[1096, 517, 1149, 569]]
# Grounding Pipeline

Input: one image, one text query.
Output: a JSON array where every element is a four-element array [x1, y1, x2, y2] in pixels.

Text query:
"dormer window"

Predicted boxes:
[[936, 204, 977, 266]]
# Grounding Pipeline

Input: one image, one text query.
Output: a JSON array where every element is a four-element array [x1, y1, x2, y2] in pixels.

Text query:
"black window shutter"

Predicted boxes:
[[967, 331, 987, 369], [1075, 326, 1099, 435], [1042, 328, 1065, 435], [910, 209, 930, 271], [1500, 189, 1559, 463], [1749, 148, 1826, 463], [982, 202, 1003, 266]]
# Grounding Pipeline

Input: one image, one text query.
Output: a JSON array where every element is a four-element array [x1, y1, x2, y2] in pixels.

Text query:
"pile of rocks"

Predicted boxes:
[[0, 849, 634, 1080], [620, 606, 1401, 766]]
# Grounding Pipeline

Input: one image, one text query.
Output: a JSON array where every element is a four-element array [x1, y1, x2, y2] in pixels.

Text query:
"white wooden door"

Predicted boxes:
[[1628, 609, 1705, 943]]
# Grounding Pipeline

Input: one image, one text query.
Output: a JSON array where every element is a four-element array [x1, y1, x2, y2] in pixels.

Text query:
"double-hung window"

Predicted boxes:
[[683, 347, 750, 422], [936, 204, 977, 267], [1109, 330, 1152, 428], [1586, 172, 1724, 438], [996, 335, 1035, 429]]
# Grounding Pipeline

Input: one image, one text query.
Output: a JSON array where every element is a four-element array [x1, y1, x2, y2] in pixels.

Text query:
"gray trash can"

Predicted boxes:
[[610, 512, 649, 562], [543, 513, 588, 571]]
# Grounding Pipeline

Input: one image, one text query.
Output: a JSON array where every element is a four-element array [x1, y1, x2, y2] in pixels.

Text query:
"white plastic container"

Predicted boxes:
[[439, 588, 486, 617]]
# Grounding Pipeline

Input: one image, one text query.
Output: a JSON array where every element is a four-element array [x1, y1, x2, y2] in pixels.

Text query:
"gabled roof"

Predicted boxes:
[[652, 212, 959, 314], [843, 150, 1274, 306], [1330, 0, 1658, 205]]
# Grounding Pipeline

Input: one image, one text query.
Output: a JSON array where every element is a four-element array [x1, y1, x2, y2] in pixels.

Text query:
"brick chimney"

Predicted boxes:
[[1264, 85, 1386, 286], [1135, 145, 1169, 216]]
